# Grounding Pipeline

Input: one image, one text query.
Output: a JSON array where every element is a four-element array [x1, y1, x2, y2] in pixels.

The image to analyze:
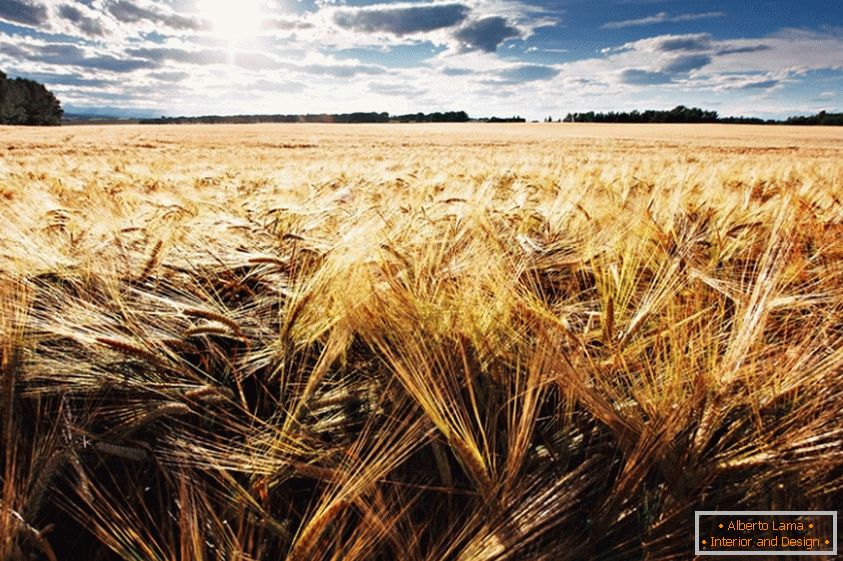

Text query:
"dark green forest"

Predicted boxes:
[[784, 110, 843, 125], [139, 111, 473, 124], [563, 105, 843, 125], [0, 71, 63, 126]]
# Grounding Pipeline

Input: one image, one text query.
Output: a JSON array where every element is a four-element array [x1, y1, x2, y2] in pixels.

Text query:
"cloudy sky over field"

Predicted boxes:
[[1, 0, 842, 118]]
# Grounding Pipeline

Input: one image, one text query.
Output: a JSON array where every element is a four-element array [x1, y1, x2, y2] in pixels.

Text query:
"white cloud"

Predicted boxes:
[[2, 2, 841, 120]]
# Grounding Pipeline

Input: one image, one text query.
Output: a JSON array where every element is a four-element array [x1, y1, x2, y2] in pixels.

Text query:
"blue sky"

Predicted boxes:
[[1, 0, 841, 119]]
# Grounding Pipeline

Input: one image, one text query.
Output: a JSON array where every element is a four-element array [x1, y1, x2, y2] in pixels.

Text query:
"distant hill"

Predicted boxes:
[[62, 113, 142, 125], [62, 104, 161, 122], [0, 71, 63, 126]]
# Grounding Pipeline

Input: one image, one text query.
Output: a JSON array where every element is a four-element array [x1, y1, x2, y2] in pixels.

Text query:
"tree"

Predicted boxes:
[[0, 70, 64, 125], [563, 106, 719, 124]]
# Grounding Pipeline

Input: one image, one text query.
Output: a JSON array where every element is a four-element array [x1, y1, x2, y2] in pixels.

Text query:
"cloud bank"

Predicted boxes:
[[0, 1, 840, 119]]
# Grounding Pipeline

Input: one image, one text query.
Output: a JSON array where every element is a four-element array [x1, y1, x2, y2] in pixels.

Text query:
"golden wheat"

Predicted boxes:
[[1, 123, 842, 560]]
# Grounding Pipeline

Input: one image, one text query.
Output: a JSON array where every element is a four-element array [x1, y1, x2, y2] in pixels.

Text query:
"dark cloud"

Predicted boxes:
[[652, 34, 712, 52], [58, 4, 106, 36], [127, 47, 226, 65], [441, 67, 474, 76], [454, 16, 519, 52], [603, 11, 725, 30], [11, 71, 114, 88], [736, 79, 779, 89], [619, 68, 673, 85], [262, 17, 314, 31], [333, 3, 469, 35], [661, 54, 710, 74], [128, 47, 284, 71], [30, 43, 150, 72], [297, 63, 386, 78], [66, 55, 150, 72], [498, 64, 558, 83], [107, 1, 200, 30], [148, 71, 189, 82], [566, 77, 598, 85], [0, 0, 47, 26], [716, 44, 772, 55], [713, 74, 782, 91], [0, 41, 28, 58]]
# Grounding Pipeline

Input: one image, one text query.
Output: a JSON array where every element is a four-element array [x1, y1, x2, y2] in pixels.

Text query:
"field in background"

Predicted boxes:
[[2, 123, 843, 560]]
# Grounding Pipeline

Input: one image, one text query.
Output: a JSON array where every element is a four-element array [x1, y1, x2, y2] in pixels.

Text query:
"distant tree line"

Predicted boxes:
[[476, 116, 526, 123], [0, 71, 63, 125], [564, 105, 719, 123], [135, 108, 843, 127], [716, 116, 769, 124], [140, 111, 472, 125], [140, 112, 389, 124], [561, 105, 843, 126], [785, 110, 843, 126], [393, 111, 469, 122]]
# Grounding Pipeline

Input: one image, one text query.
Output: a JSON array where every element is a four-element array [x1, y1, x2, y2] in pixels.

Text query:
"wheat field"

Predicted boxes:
[[2, 123, 843, 560]]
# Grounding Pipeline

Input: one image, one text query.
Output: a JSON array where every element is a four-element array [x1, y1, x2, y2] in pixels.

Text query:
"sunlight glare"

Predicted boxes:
[[200, 0, 263, 43]]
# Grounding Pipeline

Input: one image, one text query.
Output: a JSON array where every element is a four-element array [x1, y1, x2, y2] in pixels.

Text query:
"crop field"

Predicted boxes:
[[2, 123, 843, 560]]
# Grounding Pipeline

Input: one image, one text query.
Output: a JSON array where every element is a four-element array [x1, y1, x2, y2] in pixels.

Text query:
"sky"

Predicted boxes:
[[1, 0, 842, 119]]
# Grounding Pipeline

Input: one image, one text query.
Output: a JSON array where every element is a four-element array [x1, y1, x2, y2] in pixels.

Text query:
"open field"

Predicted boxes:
[[2, 123, 843, 560]]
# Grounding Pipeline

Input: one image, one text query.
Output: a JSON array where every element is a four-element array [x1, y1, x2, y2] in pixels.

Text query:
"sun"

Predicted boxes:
[[200, 0, 263, 43]]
